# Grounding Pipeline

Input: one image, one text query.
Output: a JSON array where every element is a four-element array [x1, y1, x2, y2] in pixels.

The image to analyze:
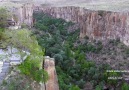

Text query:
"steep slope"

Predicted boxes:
[[39, 6, 129, 46]]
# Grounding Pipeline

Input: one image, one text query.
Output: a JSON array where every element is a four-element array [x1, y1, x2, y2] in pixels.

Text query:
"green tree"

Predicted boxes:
[[53, 54, 63, 65], [19, 56, 48, 83], [0, 8, 10, 40], [0, 8, 9, 28], [3, 29, 48, 83], [4, 29, 43, 55], [69, 85, 80, 90], [95, 85, 102, 90], [121, 83, 129, 90]]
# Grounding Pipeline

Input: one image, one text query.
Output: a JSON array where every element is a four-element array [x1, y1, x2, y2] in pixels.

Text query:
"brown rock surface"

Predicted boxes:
[[44, 56, 59, 90], [40, 6, 129, 46]]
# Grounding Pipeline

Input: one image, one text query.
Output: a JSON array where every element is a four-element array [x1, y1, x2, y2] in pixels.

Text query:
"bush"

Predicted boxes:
[[0, 28, 4, 40], [95, 85, 102, 90], [69, 85, 80, 90], [18, 56, 48, 83], [0, 8, 9, 28], [121, 83, 129, 90], [53, 54, 63, 65], [21, 23, 28, 28]]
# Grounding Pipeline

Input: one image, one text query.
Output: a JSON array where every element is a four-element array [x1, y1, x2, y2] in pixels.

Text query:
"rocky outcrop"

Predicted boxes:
[[41, 6, 129, 46], [21, 3, 33, 27], [11, 3, 34, 27], [44, 56, 59, 90]]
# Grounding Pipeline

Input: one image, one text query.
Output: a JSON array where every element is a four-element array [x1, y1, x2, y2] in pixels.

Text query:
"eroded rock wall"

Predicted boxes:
[[41, 6, 129, 46], [12, 3, 33, 27], [1, 2, 34, 27]]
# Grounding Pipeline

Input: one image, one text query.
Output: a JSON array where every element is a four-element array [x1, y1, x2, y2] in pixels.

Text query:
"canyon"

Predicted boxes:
[[1, 0, 129, 89], [2, 0, 129, 47]]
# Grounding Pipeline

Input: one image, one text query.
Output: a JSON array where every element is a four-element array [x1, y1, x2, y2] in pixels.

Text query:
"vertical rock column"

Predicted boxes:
[[44, 56, 59, 90]]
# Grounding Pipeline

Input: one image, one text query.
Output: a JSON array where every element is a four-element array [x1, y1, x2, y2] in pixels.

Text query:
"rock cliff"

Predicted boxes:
[[20, 3, 33, 27], [44, 56, 59, 90], [0, 1, 34, 27], [11, 3, 33, 27], [41, 6, 129, 46]]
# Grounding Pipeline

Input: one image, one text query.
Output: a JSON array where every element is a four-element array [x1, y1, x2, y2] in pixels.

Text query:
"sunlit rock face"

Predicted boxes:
[[21, 3, 34, 27], [10, 3, 33, 27], [44, 56, 59, 90], [41, 6, 129, 46]]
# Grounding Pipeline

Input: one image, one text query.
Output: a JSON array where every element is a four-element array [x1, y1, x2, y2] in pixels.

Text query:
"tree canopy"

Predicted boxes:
[[2, 29, 48, 83], [0, 8, 9, 28]]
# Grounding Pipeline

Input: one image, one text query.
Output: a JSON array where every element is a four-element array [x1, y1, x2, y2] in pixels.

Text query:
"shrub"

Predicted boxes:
[[0, 8, 9, 28], [95, 85, 102, 90], [18, 56, 48, 83], [0, 28, 4, 40], [53, 54, 63, 65], [69, 85, 80, 90], [21, 23, 28, 28], [121, 83, 129, 90]]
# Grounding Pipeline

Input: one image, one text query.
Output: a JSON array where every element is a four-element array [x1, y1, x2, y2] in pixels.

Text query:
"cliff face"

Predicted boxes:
[[12, 3, 33, 27], [21, 3, 33, 27], [41, 6, 129, 46], [0, 1, 33, 27], [44, 56, 59, 90]]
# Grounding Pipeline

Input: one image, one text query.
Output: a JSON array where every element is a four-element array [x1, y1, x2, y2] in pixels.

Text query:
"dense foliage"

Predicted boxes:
[[2, 29, 48, 83], [34, 12, 124, 90], [19, 56, 48, 83], [0, 8, 48, 88], [0, 8, 9, 40], [0, 8, 8, 28]]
